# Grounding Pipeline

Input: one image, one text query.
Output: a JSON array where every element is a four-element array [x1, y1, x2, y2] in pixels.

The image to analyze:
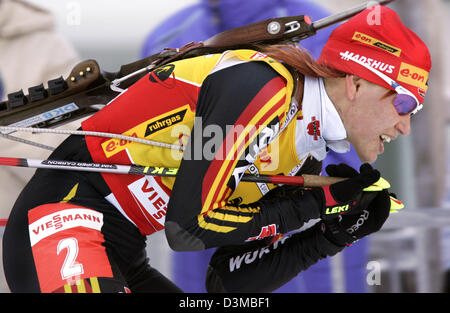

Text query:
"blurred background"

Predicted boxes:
[[0, 0, 449, 293]]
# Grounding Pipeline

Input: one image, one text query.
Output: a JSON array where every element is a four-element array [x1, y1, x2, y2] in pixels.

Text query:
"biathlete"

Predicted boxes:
[[3, 6, 431, 292]]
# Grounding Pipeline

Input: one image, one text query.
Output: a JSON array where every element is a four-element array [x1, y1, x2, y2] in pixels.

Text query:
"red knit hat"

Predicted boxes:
[[317, 6, 431, 104]]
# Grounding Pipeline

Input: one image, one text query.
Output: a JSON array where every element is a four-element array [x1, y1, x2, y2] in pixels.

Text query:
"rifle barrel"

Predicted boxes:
[[312, 0, 395, 31]]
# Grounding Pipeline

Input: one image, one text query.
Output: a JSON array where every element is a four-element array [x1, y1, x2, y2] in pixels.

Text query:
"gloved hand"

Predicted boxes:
[[322, 189, 392, 246], [310, 163, 381, 220], [342, 190, 391, 236], [316, 163, 394, 246]]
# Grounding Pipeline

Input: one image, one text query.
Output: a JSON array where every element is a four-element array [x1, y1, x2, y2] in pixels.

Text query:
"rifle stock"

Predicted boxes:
[[0, 59, 116, 131]]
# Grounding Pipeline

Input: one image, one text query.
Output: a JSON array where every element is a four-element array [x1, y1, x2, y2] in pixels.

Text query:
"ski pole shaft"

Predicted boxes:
[[0, 157, 345, 187]]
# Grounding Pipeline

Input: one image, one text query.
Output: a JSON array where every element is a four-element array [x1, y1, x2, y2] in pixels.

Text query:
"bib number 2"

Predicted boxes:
[[57, 237, 84, 280]]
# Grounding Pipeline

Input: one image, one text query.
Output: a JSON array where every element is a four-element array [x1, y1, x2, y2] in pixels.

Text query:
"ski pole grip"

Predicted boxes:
[[301, 174, 347, 187], [240, 173, 347, 186]]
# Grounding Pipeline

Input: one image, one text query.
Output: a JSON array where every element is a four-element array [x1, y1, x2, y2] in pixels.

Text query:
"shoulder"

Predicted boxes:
[[199, 61, 289, 110], [205, 50, 293, 89], [210, 60, 283, 83]]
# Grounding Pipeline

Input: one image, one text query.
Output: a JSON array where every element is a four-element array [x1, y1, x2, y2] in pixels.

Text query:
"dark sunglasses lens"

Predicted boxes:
[[393, 94, 417, 115]]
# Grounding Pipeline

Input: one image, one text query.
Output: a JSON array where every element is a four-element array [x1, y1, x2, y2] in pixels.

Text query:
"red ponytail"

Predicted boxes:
[[260, 44, 346, 78]]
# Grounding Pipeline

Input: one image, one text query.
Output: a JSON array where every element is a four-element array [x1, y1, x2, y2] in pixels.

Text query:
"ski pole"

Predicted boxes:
[[0, 156, 344, 187], [0, 156, 404, 212]]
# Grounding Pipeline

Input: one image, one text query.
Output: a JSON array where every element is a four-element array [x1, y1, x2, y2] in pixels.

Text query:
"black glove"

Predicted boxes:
[[339, 189, 391, 238], [310, 163, 381, 220], [319, 164, 393, 246]]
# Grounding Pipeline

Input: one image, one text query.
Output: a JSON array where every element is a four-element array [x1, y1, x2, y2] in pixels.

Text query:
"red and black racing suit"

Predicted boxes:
[[3, 51, 343, 293]]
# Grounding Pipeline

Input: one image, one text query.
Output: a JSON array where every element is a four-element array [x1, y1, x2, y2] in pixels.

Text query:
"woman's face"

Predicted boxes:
[[341, 79, 411, 163]]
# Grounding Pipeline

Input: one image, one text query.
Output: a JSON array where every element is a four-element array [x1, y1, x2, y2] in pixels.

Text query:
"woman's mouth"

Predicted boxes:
[[380, 134, 392, 143]]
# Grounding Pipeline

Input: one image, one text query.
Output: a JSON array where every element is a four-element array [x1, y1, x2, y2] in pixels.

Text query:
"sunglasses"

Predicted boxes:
[[347, 56, 422, 115]]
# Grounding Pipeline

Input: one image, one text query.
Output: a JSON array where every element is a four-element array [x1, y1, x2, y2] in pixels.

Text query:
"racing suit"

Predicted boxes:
[[3, 49, 347, 292]]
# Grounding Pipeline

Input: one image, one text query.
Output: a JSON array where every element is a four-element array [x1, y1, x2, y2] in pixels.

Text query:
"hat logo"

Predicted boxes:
[[352, 32, 402, 57], [418, 88, 426, 98], [340, 51, 395, 74], [397, 62, 429, 91]]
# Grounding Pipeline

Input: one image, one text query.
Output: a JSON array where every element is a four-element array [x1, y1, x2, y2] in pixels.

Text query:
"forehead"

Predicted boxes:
[[361, 78, 391, 91], [360, 79, 395, 99]]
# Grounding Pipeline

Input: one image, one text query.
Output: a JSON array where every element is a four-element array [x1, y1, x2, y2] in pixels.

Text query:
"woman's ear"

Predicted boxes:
[[345, 75, 360, 101]]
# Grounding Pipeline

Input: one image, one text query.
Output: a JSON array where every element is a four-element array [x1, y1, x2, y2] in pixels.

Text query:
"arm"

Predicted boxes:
[[205, 223, 344, 293], [165, 61, 323, 251], [205, 164, 393, 292]]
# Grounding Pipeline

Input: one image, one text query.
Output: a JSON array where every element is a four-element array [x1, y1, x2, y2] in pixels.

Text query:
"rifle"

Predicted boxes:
[[0, 0, 394, 139], [0, 1, 404, 218]]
